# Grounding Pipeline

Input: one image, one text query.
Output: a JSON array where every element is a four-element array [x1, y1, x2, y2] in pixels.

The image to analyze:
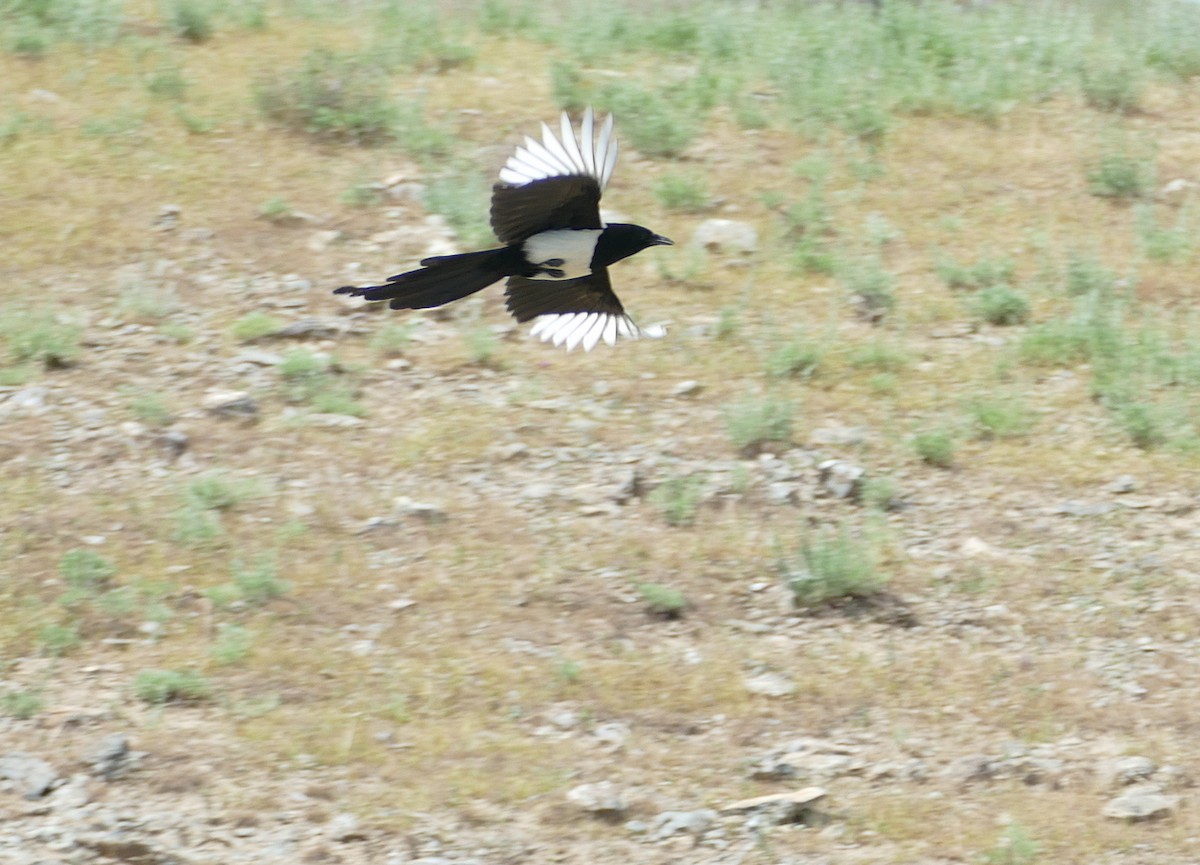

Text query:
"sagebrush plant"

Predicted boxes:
[[163, 0, 215, 43], [972, 284, 1031, 326], [913, 428, 956, 467], [653, 172, 709, 213], [1080, 54, 1144, 114], [1, 688, 43, 720], [725, 396, 794, 456], [838, 253, 895, 320], [254, 49, 401, 144], [369, 322, 413, 357], [37, 622, 81, 657], [231, 554, 289, 604], [423, 168, 493, 249], [1064, 250, 1117, 297], [1136, 201, 1196, 264], [134, 669, 212, 705], [765, 336, 822, 380], [59, 549, 116, 597], [230, 311, 282, 342], [636, 583, 687, 618], [935, 253, 1015, 290], [778, 523, 886, 607], [211, 624, 254, 665], [596, 79, 702, 158], [463, 323, 501, 367], [969, 398, 1031, 440], [129, 391, 174, 428], [1086, 137, 1155, 200], [0, 305, 81, 368], [278, 349, 365, 415], [258, 197, 293, 222], [185, 472, 262, 511], [648, 475, 704, 527], [117, 284, 180, 322], [849, 340, 908, 373]]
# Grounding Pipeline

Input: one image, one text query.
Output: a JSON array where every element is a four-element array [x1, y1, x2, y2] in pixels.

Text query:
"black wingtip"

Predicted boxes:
[[333, 285, 361, 296]]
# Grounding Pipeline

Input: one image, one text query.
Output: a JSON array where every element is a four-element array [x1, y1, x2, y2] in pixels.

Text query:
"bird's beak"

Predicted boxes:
[[651, 234, 674, 247]]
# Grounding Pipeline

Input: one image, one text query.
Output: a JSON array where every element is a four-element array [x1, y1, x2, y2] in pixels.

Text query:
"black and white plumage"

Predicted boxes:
[[334, 107, 672, 352]]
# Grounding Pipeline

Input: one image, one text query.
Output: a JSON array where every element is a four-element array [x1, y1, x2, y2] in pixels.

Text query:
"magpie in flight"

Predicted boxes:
[[334, 107, 673, 352]]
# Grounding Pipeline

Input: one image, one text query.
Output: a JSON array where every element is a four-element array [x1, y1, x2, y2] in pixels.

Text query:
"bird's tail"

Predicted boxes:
[[334, 248, 513, 310]]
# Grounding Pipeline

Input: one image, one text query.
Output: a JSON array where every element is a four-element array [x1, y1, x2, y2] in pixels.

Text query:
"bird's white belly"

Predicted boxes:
[[523, 229, 602, 280]]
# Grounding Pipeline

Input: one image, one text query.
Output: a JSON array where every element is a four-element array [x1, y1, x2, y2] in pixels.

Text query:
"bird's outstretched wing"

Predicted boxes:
[[505, 269, 665, 353], [490, 107, 618, 244]]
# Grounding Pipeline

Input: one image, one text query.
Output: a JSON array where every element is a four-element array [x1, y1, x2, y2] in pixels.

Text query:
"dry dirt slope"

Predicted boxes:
[[3, 4, 1200, 864]]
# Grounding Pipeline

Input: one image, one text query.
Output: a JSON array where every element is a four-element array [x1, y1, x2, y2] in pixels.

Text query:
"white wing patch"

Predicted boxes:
[[521, 229, 602, 280], [529, 312, 666, 352], [498, 106, 619, 191]]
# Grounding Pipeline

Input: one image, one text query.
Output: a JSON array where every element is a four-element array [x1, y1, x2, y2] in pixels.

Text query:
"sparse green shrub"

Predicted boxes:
[[1117, 402, 1169, 450], [1, 689, 43, 720], [424, 169, 492, 247], [230, 311, 282, 342], [654, 172, 708, 212], [1080, 55, 1143, 114], [59, 549, 116, 595], [210, 624, 254, 664], [231, 555, 289, 604], [636, 583, 687, 618], [369, 323, 412, 357], [725, 396, 794, 456], [838, 254, 895, 320], [145, 64, 188, 101], [969, 399, 1030, 439], [766, 337, 822, 380], [1136, 202, 1196, 264], [129, 391, 174, 427], [341, 183, 383, 207], [258, 197, 292, 222], [779, 172, 836, 275], [463, 324, 500, 367], [868, 373, 897, 395], [38, 622, 81, 656], [174, 502, 224, 548], [1086, 143, 1155, 200], [1064, 251, 1116, 297], [648, 475, 704, 527], [278, 349, 365, 415], [549, 60, 590, 112], [849, 341, 908, 372], [117, 284, 180, 322], [0, 305, 81, 368], [715, 307, 740, 341], [984, 822, 1039, 865], [597, 80, 700, 158], [163, 0, 215, 43], [393, 102, 455, 162], [779, 524, 885, 607], [255, 49, 400, 144], [859, 476, 898, 512], [972, 284, 1031, 326], [185, 472, 261, 511], [935, 254, 1015, 290], [913, 428, 956, 467], [134, 669, 212, 704]]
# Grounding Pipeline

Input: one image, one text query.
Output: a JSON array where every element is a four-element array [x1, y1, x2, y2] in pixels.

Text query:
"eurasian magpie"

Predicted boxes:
[[334, 107, 673, 352]]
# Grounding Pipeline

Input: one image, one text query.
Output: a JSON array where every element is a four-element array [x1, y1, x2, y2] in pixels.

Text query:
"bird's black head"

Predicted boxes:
[[594, 223, 673, 269]]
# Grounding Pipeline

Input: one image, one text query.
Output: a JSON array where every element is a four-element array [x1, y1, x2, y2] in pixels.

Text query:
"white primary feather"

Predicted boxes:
[[528, 312, 666, 352], [498, 106, 618, 191]]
